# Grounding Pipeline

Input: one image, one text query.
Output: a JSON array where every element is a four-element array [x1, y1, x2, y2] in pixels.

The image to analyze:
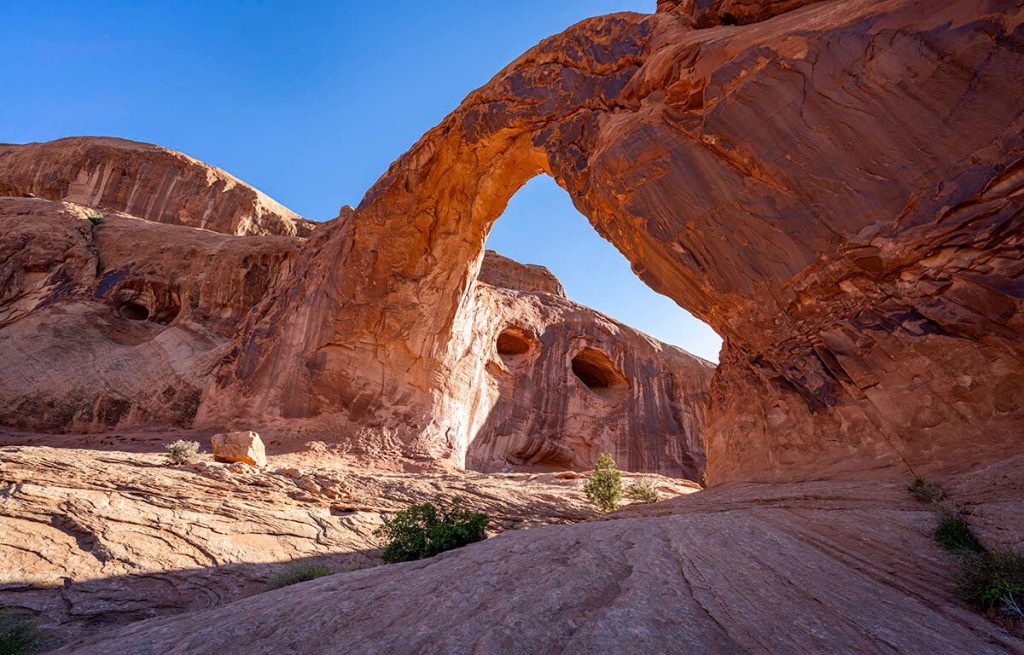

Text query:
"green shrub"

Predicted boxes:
[[625, 479, 659, 504], [908, 475, 944, 504], [263, 561, 333, 591], [165, 439, 200, 465], [0, 608, 43, 655], [956, 549, 1024, 614], [374, 496, 488, 564], [934, 509, 985, 554], [85, 210, 104, 226], [584, 452, 623, 512]]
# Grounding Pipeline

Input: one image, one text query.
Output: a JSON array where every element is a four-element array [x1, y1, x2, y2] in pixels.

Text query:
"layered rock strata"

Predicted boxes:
[[0, 137, 315, 236], [1, 442, 694, 647], [49, 454, 1024, 654], [0, 195, 711, 477], [202, 0, 1024, 484]]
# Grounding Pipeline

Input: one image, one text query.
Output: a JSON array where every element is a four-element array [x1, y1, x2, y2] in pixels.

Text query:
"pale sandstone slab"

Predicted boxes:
[[211, 431, 267, 467]]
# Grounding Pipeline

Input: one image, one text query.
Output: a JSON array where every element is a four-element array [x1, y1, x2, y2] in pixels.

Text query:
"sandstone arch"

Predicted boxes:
[[201, 0, 1024, 484]]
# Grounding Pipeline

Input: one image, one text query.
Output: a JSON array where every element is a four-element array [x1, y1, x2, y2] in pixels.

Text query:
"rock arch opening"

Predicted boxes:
[[483, 175, 721, 362]]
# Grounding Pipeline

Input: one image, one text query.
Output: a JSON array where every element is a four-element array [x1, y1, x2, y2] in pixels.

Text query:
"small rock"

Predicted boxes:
[[296, 476, 321, 495], [211, 431, 267, 468], [279, 467, 303, 478]]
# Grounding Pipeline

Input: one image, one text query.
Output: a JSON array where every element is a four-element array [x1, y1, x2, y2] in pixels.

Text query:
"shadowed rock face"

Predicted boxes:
[[201, 0, 1024, 484], [0, 198, 304, 432], [0, 137, 316, 236], [463, 279, 713, 478]]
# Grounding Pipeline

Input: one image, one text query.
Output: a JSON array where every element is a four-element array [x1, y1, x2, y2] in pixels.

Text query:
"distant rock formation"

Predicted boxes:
[[0, 137, 316, 236]]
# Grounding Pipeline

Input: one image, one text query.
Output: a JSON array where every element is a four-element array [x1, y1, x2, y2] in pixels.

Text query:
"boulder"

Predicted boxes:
[[211, 431, 267, 468]]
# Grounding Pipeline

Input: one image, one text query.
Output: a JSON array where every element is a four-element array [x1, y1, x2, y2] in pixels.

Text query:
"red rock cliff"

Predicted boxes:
[[0, 137, 315, 237], [203, 0, 1024, 484]]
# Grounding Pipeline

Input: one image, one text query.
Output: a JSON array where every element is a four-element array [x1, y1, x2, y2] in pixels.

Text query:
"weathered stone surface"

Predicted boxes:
[[211, 431, 267, 467], [202, 0, 1024, 485], [0, 197, 302, 433], [0, 440, 693, 648], [47, 453, 1024, 654], [463, 278, 712, 478], [657, 0, 824, 26], [0, 194, 710, 477], [477, 250, 565, 296], [0, 137, 316, 237]]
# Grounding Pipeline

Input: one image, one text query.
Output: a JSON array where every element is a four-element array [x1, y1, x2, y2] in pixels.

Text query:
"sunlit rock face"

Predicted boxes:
[[204, 0, 1024, 484], [0, 137, 316, 236], [0, 190, 711, 477]]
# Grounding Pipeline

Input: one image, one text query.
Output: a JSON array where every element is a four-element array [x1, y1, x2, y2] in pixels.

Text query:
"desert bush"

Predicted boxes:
[[625, 479, 659, 504], [584, 452, 623, 512], [263, 561, 333, 591], [85, 209, 104, 226], [956, 549, 1024, 615], [165, 439, 200, 465], [0, 608, 43, 655], [374, 496, 489, 564], [908, 475, 944, 504], [934, 507, 985, 554]]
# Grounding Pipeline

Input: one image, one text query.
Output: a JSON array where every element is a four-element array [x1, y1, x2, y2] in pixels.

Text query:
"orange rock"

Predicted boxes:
[[0, 137, 315, 236], [203, 0, 1024, 485], [0, 195, 711, 477]]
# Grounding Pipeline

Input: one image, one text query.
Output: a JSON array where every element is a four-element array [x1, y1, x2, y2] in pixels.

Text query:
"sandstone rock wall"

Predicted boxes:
[[0, 197, 303, 432], [477, 250, 565, 296], [0, 137, 315, 237], [457, 270, 712, 479], [0, 196, 710, 476], [204, 0, 1024, 484]]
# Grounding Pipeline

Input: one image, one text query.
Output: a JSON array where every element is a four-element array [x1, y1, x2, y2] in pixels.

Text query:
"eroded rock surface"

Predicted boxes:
[[47, 456, 1024, 654], [0, 193, 711, 477], [0, 137, 315, 236], [0, 441, 695, 648], [202, 0, 1024, 484], [0, 197, 303, 433], [464, 276, 712, 478]]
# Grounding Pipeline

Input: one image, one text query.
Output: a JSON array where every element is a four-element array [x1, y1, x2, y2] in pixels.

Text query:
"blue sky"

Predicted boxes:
[[0, 1, 722, 361]]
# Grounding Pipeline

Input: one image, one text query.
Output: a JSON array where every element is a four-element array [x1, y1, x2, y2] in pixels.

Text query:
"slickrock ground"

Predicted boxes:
[[43, 456, 1024, 654], [0, 438, 698, 649]]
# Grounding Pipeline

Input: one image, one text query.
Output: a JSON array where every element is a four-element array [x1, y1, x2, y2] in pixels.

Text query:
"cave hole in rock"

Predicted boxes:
[[119, 302, 150, 321], [115, 283, 182, 325], [482, 175, 722, 362], [496, 326, 535, 362], [571, 347, 626, 391]]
